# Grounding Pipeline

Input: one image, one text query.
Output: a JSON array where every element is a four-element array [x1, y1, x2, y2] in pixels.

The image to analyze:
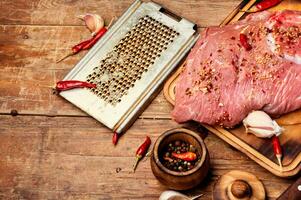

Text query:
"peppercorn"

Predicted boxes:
[[175, 140, 181, 146], [161, 140, 200, 172]]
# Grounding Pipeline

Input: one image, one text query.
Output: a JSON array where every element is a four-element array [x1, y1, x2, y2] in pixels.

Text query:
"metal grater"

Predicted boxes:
[[60, 0, 199, 134]]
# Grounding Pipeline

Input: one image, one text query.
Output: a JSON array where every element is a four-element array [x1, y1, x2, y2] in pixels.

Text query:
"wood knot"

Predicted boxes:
[[22, 34, 29, 39], [10, 109, 18, 116], [115, 167, 122, 173], [231, 180, 252, 198]]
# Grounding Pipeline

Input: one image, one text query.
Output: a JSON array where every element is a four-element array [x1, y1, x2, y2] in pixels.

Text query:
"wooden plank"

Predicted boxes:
[[0, 115, 242, 159], [0, 0, 297, 199], [0, 156, 293, 199], [0, 115, 295, 199], [0, 25, 173, 118], [0, 0, 241, 27], [277, 177, 301, 200]]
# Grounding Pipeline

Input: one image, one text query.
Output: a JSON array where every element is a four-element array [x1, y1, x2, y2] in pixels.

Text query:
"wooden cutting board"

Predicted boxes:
[[276, 177, 301, 199], [163, 0, 301, 177]]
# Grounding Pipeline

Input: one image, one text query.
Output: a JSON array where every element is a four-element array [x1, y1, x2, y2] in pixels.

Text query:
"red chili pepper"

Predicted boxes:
[[133, 136, 151, 172], [272, 136, 282, 167], [112, 132, 119, 146], [72, 39, 93, 53], [240, 33, 252, 51], [240, 0, 282, 13], [56, 39, 92, 63], [171, 152, 197, 162], [56, 28, 107, 63], [256, 0, 282, 12], [82, 27, 107, 49], [55, 80, 96, 91]]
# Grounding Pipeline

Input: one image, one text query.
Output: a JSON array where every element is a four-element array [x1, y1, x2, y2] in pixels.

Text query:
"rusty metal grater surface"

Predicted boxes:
[[87, 15, 179, 105], [59, 0, 199, 134]]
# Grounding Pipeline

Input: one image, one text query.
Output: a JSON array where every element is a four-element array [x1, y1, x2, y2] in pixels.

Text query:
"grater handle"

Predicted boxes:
[[159, 7, 182, 22]]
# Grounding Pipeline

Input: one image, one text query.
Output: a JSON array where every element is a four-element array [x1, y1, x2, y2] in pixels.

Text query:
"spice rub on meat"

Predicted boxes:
[[172, 10, 301, 128]]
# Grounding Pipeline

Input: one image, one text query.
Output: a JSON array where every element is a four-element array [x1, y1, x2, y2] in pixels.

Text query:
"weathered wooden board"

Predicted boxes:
[[0, 115, 294, 199], [0, 0, 298, 199], [163, 0, 301, 177], [0, 0, 241, 27], [0, 1, 242, 118], [0, 25, 174, 118], [276, 177, 301, 200]]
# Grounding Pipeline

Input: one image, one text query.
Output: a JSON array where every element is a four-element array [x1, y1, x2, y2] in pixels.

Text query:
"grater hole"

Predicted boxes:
[[86, 16, 179, 105]]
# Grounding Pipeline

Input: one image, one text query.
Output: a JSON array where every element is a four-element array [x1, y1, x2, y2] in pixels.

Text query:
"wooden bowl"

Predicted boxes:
[[150, 128, 210, 190]]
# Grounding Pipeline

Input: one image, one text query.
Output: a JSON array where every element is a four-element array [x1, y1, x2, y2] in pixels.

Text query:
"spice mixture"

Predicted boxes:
[[161, 140, 200, 172]]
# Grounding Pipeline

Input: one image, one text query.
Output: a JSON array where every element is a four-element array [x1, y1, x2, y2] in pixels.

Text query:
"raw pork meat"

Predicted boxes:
[[172, 10, 301, 127]]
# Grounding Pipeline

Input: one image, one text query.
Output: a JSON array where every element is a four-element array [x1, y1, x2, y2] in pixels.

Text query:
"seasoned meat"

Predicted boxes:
[[172, 10, 301, 127]]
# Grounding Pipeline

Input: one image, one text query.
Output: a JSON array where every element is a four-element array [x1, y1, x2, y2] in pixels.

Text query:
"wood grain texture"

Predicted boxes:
[[0, 115, 295, 199], [0, 25, 174, 118], [0, 0, 241, 27], [276, 177, 301, 200], [0, 0, 297, 199]]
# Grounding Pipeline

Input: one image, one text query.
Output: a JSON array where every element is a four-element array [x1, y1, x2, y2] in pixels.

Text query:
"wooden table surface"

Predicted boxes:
[[0, 0, 298, 199]]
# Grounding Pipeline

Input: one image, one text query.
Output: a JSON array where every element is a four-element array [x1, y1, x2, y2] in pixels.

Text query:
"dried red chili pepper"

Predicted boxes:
[[72, 39, 93, 53], [55, 80, 96, 91], [171, 152, 197, 162], [239, 33, 252, 51], [272, 135, 282, 167], [56, 39, 92, 63], [241, 0, 282, 13], [112, 132, 119, 146], [57, 17, 115, 63], [56, 27, 107, 63], [133, 136, 151, 172], [82, 27, 107, 49], [255, 0, 282, 12]]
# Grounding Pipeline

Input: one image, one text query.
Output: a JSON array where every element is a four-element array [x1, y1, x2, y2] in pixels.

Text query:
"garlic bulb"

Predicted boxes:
[[78, 13, 104, 36], [159, 190, 203, 200], [243, 111, 282, 138]]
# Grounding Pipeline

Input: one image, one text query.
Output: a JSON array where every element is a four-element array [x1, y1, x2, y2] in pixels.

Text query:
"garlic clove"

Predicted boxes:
[[159, 190, 203, 200], [247, 127, 275, 138], [243, 111, 274, 129], [243, 110, 282, 138], [78, 13, 104, 36], [272, 120, 283, 137], [159, 190, 190, 200]]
